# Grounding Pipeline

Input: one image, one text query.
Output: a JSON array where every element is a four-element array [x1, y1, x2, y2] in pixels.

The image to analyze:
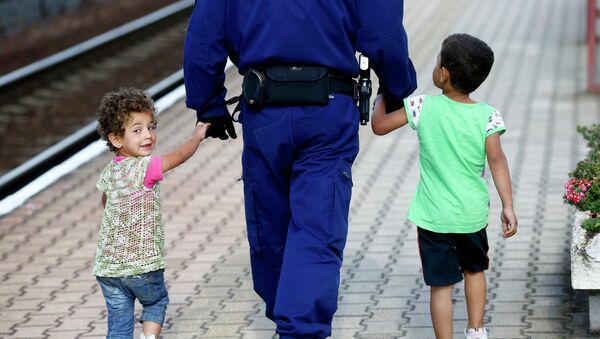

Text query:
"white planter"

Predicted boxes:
[[571, 211, 600, 332], [572, 212, 600, 289]]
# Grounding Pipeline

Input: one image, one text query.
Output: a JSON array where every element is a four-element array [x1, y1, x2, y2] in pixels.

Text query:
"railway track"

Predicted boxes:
[[0, 0, 195, 198]]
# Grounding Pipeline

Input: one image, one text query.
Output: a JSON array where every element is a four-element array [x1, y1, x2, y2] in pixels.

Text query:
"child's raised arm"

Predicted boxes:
[[162, 122, 210, 173], [486, 133, 518, 238], [371, 94, 408, 135]]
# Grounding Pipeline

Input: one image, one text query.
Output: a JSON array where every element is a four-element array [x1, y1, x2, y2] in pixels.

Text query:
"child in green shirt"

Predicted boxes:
[[371, 33, 518, 339]]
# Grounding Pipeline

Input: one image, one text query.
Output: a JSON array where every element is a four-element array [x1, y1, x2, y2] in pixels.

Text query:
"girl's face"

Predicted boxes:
[[110, 111, 157, 157]]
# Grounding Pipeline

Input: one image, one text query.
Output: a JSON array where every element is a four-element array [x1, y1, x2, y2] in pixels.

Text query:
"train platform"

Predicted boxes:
[[0, 0, 598, 338]]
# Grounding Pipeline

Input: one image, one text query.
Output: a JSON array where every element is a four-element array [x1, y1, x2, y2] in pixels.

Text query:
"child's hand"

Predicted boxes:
[[500, 206, 518, 238], [195, 122, 211, 140], [371, 94, 408, 135]]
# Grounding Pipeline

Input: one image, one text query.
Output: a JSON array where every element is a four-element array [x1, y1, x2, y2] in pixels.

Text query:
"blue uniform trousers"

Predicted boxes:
[[240, 95, 359, 339]]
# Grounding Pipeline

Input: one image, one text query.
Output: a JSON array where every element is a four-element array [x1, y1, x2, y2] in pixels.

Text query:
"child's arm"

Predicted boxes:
[[162, 122, 210, 173], [371, 94, 408, 135], [486, 133, 518, 238]]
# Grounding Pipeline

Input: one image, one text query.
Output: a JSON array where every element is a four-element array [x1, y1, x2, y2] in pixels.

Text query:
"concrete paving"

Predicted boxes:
[[0, 0, 598, 338]]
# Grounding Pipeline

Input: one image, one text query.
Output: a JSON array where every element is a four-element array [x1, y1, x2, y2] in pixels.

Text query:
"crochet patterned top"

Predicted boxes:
[[93, 156, 165, 277]]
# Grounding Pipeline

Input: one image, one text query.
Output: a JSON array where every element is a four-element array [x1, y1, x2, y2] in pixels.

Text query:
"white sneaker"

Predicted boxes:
[[465, 327, 488, 339], [140, 335, 156, 339]]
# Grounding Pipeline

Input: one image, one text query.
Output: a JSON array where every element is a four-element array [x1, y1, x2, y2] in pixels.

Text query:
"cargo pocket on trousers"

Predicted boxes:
[[329, 169, 353, 258], [242, 176, 261, 254]]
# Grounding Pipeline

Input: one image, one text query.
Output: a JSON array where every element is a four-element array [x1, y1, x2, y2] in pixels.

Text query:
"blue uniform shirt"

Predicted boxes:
[[184, 0, 417, 120]]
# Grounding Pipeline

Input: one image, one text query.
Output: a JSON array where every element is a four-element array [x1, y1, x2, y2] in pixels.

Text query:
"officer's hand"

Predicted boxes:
[[377, 88, 405, 113], [198, 114, 237, 140]]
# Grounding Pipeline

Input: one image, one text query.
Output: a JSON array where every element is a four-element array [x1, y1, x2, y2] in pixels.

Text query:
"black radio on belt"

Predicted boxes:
[[242, 58, 372, 125]]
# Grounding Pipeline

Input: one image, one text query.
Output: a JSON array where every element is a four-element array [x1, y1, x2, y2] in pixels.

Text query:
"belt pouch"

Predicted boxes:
[[264, 66, 329, 106]]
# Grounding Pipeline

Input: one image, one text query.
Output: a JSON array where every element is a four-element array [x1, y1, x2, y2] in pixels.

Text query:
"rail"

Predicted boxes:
[[0, 0, 193, 90], [0, 1, 194, 198], [0, 70, 184, 199]]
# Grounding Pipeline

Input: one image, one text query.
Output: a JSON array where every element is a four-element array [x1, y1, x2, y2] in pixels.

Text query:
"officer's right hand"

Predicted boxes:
[[198, 114, 237, 140]]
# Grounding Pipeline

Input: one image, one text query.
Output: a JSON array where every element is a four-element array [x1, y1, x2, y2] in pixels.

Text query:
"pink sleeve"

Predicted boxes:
[[143, 156, 164, 189]]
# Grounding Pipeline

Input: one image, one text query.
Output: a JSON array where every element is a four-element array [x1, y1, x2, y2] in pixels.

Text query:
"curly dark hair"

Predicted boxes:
[[95, 87, 156, 152], [440, 33, 494, 94]]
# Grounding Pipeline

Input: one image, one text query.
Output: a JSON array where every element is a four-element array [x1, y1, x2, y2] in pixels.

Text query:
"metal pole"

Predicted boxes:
[[38, 0, 49, 19], [588, 0, 600, 92]]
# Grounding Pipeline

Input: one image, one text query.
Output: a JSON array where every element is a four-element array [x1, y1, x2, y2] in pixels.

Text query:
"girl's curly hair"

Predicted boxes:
[[95, 87, 156, 152]]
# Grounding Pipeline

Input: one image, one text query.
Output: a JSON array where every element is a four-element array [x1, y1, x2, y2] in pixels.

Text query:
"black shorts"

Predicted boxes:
[[417, 226, 489, 286]]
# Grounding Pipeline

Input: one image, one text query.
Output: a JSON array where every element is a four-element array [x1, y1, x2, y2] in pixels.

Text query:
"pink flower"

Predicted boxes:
[[564, 177, 594, 205]]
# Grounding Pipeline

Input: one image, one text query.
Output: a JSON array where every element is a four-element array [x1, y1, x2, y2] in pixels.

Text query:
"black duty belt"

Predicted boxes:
[[227, 58, 372, 125], [242, 66, 357, 107]]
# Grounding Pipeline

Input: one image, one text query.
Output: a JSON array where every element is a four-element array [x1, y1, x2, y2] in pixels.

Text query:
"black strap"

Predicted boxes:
[[329, 75, 356, 97], [225, 95, 242, 122]]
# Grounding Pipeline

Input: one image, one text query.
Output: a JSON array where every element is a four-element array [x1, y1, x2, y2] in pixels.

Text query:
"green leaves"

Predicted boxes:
[[566, 124, 600, 233], [577, 124, 600, 158]]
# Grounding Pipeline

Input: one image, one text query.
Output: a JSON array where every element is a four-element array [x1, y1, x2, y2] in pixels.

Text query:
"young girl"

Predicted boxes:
[[93, 87, 209, 339], [371, 34, 518, 339]]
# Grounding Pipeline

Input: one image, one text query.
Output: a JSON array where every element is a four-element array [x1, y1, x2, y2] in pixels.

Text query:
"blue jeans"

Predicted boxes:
[[96, 269, 169, 339]]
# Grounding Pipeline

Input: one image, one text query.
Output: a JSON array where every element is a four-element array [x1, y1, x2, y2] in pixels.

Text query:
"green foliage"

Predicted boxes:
[[577, 124, 600, 156], [582, 216, 600, 233], [565, 124, 600, 233]]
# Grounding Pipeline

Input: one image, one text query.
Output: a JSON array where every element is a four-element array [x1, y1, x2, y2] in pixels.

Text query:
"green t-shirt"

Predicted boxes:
[[404, 94, 506, 233]]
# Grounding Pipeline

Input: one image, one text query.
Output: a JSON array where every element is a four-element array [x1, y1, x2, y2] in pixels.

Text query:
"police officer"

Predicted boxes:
[[183, 2, 416, 338]]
